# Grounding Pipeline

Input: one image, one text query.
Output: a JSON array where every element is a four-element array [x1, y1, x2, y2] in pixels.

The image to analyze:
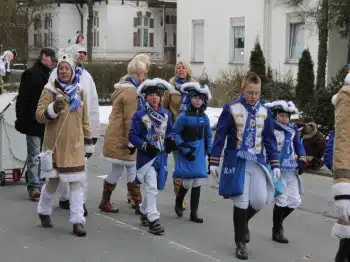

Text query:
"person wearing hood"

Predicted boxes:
[[129, 78, 175, 235], [99, 56, 148, 214], [209, 72, 280, 260], [331, 74, 350, 261], [163, 61, 193, 211], [48, 36, 100, 217], [35, 54, 94, 237], [264, 100, 306, 244], [173, 82, 212, 223]]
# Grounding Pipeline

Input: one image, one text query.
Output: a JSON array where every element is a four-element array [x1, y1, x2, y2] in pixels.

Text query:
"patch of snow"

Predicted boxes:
[[99, 106, 223, 129]]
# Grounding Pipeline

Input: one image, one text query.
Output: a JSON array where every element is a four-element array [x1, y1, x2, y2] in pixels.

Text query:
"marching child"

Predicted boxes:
[[173, 82, 212, 223], [129, 78, 176, 235], [209, 72, 280, 260], [264, 100, 306, 244]]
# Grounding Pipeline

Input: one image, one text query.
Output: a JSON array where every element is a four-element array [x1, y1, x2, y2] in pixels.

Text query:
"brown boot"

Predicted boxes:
[[73, 223, 86, 237], [127, 182, 142, 215], [173, 178, 187, 210], [99, 180, 119, 213], [39, 214, 53, 228]]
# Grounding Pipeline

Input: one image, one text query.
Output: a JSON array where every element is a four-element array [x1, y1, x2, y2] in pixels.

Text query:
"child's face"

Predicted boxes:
[[146, 93, 160, 108], [242, 83, 261, 105], [191, 96, 204, 108], [277, 112, 290, 125]]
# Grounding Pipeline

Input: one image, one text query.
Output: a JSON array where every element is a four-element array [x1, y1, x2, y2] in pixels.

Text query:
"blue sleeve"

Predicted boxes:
[[129, 112, 146, 149], [262, 111, 280, 168], [209, 103, 235, 166], [205, 114, 213, 155], [166, 110, 174, 139], [173, 113, 190, 155], [324, 128, 335, 170], [293, 125, 306, 160]]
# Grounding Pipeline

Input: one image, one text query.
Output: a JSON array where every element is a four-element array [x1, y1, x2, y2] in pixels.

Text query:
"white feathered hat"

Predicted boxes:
[[137, 78, 172, 96], [180, 82, 212, 100], [264, 100, 298, 117]]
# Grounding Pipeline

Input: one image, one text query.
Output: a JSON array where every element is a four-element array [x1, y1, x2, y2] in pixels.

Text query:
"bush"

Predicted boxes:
[[262, 71, 295, 103], [84, 62, 175, 105], [214, 67, 245, 104], [296, 49, 315, 114], [305, 66, 347, 134], [249, 39, 267, 84]]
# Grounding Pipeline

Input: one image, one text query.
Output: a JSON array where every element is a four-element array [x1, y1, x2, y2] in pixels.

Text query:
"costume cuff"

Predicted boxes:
[[85, 144, 95, 153], [270, 160, 280, 169], [209, 156, 220, 167], [44, 102, 58, 120], [332, 182, 350, 198], [298, 156, 307, 162]]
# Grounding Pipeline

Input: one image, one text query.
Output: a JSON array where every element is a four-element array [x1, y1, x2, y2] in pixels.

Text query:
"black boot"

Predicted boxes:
[[190, 186, 203, 223], [59, 200, 70, 210], [245, 205, 259, 243], [335, 239, 350, 262], [272, 205, 294, 244], [234, 206, 248, 260], [175, 185, 188, 217], [149, 219, 165, 235]]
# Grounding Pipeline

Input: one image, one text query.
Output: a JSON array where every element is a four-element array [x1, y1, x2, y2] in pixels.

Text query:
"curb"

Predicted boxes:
[[306, 168, 332, 178]]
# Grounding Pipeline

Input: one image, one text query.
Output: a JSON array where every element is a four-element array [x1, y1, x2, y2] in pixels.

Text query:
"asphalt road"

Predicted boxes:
[[0, 139, 340, 262]]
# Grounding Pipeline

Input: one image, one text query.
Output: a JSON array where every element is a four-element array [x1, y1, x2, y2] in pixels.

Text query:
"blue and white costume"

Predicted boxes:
[[129, 78, 175, 235], [209, 93, 280, 259], [172, 82, 213, 223], [265, 100, 306, 244]]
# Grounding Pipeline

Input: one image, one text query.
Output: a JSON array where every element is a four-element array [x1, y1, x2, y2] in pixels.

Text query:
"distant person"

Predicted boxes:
[[0, 49, 17, 93], [15, 48, 56, 201]]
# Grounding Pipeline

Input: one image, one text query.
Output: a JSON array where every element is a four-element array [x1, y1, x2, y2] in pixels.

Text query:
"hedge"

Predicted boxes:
[[84, 63, 175, 105]]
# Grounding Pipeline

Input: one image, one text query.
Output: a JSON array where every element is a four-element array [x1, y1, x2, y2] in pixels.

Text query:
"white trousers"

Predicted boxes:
[[58, 158, 88, 202], [38, 178, 85, 224], [275, 171, 302, 209], [233, 160, 268, 210], [182, 178, 203, 190], [139, 166, 160, 222], [105, 163, 137, 184]]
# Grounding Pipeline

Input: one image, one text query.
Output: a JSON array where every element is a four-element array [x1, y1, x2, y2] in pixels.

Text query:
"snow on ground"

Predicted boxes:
[[99, 106, 223, 129], [99, 106, 300, 130]]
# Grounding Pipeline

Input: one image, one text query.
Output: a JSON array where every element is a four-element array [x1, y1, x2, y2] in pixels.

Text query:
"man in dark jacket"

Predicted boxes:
[[15, 48, 57, 201]]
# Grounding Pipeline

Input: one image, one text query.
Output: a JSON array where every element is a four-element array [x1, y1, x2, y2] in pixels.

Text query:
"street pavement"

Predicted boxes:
[[0, 139, 340, 262]]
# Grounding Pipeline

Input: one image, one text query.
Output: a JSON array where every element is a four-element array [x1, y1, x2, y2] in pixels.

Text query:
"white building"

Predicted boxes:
[[28, 0, 177, 63], [176, 0, 348, 82]]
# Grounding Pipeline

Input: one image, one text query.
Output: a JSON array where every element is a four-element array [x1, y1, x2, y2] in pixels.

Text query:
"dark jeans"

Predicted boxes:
[[26, 135, 43, 192]]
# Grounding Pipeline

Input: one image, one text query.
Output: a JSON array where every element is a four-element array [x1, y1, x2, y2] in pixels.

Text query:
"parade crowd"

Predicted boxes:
[[1, 32, 349, 261]]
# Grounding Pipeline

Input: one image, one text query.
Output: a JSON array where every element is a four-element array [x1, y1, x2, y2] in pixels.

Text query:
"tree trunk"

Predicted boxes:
[[87, 0, 93, 62], [316, 0, 329, 91]]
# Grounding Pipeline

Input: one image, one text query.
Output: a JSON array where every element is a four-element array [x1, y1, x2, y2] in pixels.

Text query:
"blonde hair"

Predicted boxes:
[[175, 60, 192, 78], [127, 59, 147, 76], [131, 53, 151, 70], [241, 71, 261, 89]]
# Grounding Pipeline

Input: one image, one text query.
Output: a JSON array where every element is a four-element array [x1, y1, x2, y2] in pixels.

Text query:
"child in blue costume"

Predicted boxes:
[[129, 78, 176, 236], [173, 82, 213, 223], [324, 94, 338, 171], [209, 72, 280, 260], [264, 100, 306, 244]]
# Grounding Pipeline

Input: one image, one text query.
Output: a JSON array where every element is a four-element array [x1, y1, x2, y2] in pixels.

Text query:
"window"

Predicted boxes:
[[288, 22, 305, 60], [33, 15, 42, 47], [173, 32, 176, 46], [93, 11, 99, 47], [133, 11, 155, 48], [164, 32, 167, 46], [191, 20, 204, 63], [229, 17, 245, 63], [165, 15, 176, 25], [43, 13, 53, 46]]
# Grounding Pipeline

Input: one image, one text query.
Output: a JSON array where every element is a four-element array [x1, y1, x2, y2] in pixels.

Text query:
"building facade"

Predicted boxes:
[[28, 0, 177, 63], [176, 0, 348, 82]]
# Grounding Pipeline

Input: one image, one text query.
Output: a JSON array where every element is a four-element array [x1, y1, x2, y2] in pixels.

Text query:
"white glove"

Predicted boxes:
[[210, 166, 219, 179], [273, 168, 281, 181]]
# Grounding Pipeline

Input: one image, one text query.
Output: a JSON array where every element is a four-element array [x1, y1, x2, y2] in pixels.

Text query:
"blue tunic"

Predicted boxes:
[[324, 127, 335, 171], [173, 108, 212, 179], [129, 108, 173, 190]]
